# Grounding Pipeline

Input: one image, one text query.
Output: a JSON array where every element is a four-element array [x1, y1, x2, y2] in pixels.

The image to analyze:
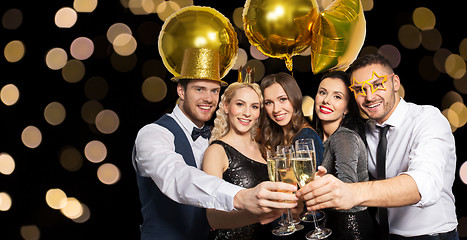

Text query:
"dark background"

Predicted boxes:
[[1, 0, 466, 239]]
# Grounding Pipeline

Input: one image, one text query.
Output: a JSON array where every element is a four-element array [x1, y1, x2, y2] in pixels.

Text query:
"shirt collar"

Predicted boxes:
[[172, 105, 207, 134], [367, 97, 408, 129]]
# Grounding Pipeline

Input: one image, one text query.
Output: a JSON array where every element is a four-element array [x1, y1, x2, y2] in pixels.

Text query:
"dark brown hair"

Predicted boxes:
[[259, 72, 309, 153]]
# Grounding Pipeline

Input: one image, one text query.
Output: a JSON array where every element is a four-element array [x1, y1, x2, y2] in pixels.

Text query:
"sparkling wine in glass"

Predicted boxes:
[[266, 148, 294, 236], [276, 147, 304, 232], [293, 139, 332, 240]]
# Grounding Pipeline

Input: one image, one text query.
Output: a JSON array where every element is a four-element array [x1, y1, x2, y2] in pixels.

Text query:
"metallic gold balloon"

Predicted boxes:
[[158, 6, 238, 79], [243, 0, 319, 71], [310, 0, 366, 74]]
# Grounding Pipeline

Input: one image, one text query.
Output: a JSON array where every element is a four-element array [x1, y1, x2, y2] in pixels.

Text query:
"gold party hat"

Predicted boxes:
[[172, 48, 227, 86]]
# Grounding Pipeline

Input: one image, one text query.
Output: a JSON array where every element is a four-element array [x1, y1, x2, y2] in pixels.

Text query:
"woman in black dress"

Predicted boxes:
[[202, 81, 275, 240]]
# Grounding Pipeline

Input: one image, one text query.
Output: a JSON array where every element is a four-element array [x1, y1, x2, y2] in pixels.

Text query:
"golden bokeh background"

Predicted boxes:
[[1, 0, 466, 239]]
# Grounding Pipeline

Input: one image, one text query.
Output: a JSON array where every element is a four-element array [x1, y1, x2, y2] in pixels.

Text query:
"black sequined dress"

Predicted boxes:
[[208, 140, 271, 240]]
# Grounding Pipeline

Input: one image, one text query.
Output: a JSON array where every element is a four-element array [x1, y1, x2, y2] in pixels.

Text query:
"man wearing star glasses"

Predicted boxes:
[[298, 54, 459, 239]]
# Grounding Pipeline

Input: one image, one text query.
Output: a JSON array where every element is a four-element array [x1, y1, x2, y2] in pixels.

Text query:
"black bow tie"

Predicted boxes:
[[191, 125, 211, 141]]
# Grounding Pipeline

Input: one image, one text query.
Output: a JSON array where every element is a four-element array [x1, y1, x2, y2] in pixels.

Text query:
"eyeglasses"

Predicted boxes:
[[349, 71, 394, 99]]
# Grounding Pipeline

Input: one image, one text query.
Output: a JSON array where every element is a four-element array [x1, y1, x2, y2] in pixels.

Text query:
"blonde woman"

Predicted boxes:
[[203, 82, 281, 240]]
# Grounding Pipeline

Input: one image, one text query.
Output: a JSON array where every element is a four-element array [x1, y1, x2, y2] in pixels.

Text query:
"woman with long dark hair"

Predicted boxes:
[[259, 72, 324, 166], [313, 71, 377, 240]]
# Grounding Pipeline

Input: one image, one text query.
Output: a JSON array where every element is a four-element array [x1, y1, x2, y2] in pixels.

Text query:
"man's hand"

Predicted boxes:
[[296, 172, 357, 211], [233, 181, 298, 224]]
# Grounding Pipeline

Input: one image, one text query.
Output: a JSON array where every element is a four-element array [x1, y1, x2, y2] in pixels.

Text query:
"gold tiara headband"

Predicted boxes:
[[237, 66, 255, 84]]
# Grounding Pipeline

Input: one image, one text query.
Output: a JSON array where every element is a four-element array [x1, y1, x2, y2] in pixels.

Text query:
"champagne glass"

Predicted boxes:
[[276, 146, 304, 232], [266, 148, 294, 236], [294, 140, 326, 224], [293, 139, 332, 240]]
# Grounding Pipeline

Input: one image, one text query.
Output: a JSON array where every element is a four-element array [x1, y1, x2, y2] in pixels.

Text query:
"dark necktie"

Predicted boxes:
[[191, 125, 211, 141], [376, 125, 390, 239]]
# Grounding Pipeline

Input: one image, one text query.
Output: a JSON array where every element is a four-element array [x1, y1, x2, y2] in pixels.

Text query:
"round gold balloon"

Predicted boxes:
[[243, 0, 319, 71], [158, 6, 238, 79], [310, 0, 366, 74]]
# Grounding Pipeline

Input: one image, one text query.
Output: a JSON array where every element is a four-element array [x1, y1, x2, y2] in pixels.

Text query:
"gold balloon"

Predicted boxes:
[[310, 0, 366, 74], [158, 6, 238, 79], [243, 0, 319, 71]]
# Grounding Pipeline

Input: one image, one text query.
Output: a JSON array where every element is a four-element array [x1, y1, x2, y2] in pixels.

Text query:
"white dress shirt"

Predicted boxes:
[[365, 98, 458, 237], [133, 105, 243, 211]]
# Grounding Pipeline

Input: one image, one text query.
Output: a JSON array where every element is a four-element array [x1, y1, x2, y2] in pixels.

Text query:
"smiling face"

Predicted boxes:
[[263, 82, 294, 127], [350, 64, 400, 124], [177, 79, 221, 127], [225, 87, 261, 135], [315, 77, 350, 124]]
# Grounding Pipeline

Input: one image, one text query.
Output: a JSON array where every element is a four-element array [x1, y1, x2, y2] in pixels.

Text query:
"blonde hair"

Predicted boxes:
[[210, 82, 263, 142]]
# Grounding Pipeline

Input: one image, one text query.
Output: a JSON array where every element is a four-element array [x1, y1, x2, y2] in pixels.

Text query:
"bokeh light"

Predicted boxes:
[[60, 197, 83, 220], [84, 140, 107, 163], [449, 102, 467, 128], [233, 7, 244, 30], [44, 102, 66, 126], [21, 126, 42, 149], [250, 45, 268, 60], [107, 23, 132, 44], [72, 203, 91, 223], [81, 100, 104, 124], [156, 1, 180, 21], [55, 7, 77, 28], [62, 59, 86, 83], [433, 48, 452, 73], [1, 84, 20, 106], [45, 188, 67, 210], [398, 84, 405, 99], [232, 48, 248, 70], [142, 77, 167, 103], [445, 54, 466, 79], [460, 161, 467, 185], [97, 163, 121, 185], [4, 40, 25, 63], [302, 95, 315, 118], [421, 29, 442, 51], [0, 192, 12, 211], [59, 146, 83, 172], [73, 0, 98, 12], [454, 74, 467, 94], [412, 7, 436, 31], [398, 24, 421, 50], [70, 37, 94, 60], [20, 225, 40, 240], [95, 109, 120, 134], [112, 33, 137, 56], [45, 48, 68, 70], [0, 153, 15, 175], [460, 38, 467, 61], [378, 44, 401, 68], [442, 91, 463, 110], [2, 8, 23, 30], [361, 0, 374, 11]]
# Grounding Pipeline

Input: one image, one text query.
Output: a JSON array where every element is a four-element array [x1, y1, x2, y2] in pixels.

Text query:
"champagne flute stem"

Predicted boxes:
[[286, 209, 296, 230], [311, 210, 321, 231]]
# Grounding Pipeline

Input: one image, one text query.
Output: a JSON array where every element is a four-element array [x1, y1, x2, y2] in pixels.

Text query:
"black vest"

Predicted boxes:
[[134, 114, 209, 240]]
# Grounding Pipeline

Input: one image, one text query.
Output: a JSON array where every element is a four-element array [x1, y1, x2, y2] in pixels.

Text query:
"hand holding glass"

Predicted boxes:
[[293, 139, 332, 239]]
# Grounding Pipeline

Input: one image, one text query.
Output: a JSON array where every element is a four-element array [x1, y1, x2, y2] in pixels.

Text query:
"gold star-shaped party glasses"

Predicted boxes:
[[349, 71, 394, 99]]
